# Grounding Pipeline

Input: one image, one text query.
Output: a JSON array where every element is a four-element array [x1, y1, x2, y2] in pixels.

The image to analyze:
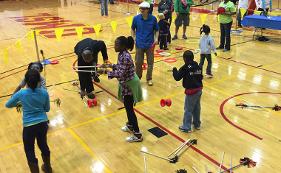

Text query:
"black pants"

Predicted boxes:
[[124, 95, 139, 133], [78, 71, 95, 93], [23, 122, 50, 164], [199, 54, 212, 75], [159, 35, 168, 49], [78, 58, 97, 93], [219, 22, 232, 50], [165, 14, 172, 43]]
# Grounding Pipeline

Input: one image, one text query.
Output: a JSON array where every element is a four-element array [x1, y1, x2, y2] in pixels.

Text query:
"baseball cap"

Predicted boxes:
[[139, 1, 150, 8]]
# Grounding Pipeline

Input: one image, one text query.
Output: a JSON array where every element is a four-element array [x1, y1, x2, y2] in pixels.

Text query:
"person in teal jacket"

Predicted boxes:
[[6, 69, 52, 173], [172, 0, 193, 40]]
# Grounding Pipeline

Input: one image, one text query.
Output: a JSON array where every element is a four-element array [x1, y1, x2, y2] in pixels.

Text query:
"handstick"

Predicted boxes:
[[218, 152, 225, 173], [140, 151, 172, 162], [192, 166, 200, 173], [40, 50, 46, 78], [167, 139, 191, 157]]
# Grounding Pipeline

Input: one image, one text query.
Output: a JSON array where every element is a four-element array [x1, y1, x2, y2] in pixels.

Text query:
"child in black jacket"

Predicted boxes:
[[158, 13, 170, 50], [173, 50, 203, 132]]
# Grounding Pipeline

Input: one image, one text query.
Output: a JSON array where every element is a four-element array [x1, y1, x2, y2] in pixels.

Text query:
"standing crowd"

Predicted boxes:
[[9, 0, 270, 172]]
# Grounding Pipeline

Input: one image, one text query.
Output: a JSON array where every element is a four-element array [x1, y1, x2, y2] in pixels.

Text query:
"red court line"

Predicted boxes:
[[94, 82, 229, 171], [220, 92, 281, 140]]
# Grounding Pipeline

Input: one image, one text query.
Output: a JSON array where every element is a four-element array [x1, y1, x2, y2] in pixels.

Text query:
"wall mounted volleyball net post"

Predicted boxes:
[[33, 29, 40, 62], [126, 0, 131, 15]]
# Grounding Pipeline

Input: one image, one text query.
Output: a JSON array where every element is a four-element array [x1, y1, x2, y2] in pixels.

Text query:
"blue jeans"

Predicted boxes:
[[100, 0, 108, 16], [182, 90, 202, 130]]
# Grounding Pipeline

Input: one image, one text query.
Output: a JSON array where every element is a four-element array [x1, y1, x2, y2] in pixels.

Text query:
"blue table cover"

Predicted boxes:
[[242, 15, 281, 30]]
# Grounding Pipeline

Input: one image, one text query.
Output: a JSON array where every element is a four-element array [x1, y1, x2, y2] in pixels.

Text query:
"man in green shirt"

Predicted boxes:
[[217, 0, 236, 51], [172, 0, 193, 40]]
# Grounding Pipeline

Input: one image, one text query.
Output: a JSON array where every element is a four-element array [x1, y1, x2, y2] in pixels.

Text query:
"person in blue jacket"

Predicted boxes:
[[6, 69, 52, 173]]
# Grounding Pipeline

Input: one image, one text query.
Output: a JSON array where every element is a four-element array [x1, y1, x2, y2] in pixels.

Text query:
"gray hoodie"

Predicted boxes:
[[199, 34, 216, 54]]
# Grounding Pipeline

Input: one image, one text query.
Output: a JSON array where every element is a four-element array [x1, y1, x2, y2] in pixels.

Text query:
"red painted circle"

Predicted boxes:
[[163, 58, 177, 63], [220, 92, 281, 140], [175, 47, 183, 50], [156, 49, 164, 53], [50, 60, 59, 64]]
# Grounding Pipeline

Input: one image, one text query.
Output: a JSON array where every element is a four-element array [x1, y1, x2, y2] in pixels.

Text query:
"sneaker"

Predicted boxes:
[[216, 46, 224, 49], [205, 74, 213, 78], [126, 135, 143, 142], [87, 92, 95, 99], [178, 126, 192, 133], [121, 125, 133, 133], [164, 47, 169, 50], [194, 126, 201, 130], [172, 35, 178, 40], [182, 35, 187, 39], [147, 80, 153, 86], [223, 49, 230, 52]]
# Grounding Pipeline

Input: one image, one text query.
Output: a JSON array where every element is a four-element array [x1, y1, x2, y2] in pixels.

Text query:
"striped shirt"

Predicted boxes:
[[108, 51, 135, 96]]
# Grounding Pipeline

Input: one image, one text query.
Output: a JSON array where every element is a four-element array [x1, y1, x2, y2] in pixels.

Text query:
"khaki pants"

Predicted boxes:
[[135, 47, 154, 81]]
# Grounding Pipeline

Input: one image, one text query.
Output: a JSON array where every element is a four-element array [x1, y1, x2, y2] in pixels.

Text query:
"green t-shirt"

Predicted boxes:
[[174, 0, 193, 14], [218, 1, 236, 24], [145, 0, 153, 4]]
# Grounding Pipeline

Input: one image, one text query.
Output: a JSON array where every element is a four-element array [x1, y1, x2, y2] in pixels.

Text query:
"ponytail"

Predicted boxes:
[[200, 25, 204, 35], [126, 36, 134, 51], [116, 36, 135, 51], [25, 69, 40, 91], [200, 24, 210, 35]]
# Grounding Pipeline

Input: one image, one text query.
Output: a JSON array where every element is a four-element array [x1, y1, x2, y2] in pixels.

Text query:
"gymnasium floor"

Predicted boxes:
[[0, 0, 281, 172]]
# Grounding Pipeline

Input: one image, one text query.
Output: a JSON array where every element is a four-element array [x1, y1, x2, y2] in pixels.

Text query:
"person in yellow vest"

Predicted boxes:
[[217, 0, 236, 52]]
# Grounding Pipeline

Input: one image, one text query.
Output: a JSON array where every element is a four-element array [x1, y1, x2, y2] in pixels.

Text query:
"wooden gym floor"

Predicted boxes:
[[0, 0, 281, 172]]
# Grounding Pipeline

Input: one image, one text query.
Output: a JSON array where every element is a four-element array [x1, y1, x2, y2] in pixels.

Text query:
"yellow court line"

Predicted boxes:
[[0, 92, 180, 153], [0, 142, 22, 152], [70, 90, 185, 129], [67, 128, 113, 173], [69, 109, 126, 129], [0, 57, 279, 153]]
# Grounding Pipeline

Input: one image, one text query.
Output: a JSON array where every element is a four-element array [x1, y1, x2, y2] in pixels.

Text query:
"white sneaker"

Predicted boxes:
[[194, 126, 201, 130], [121, 126, 133, 133], [205, 74, 213, 78], [126, 135, 143, 143], [147, 80, 153, 86]]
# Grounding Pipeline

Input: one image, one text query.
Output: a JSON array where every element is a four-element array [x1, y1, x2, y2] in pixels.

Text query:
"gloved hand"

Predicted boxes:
[[97, 68, 110, 74], [16, 103, 22, 113], [104, 60, 112, 65], [100, 63, 112, 68]]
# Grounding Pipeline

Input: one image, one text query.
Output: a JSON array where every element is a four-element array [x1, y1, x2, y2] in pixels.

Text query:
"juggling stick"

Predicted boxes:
[[236, 103, 281, 111], [219, 157, 256, 173]]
